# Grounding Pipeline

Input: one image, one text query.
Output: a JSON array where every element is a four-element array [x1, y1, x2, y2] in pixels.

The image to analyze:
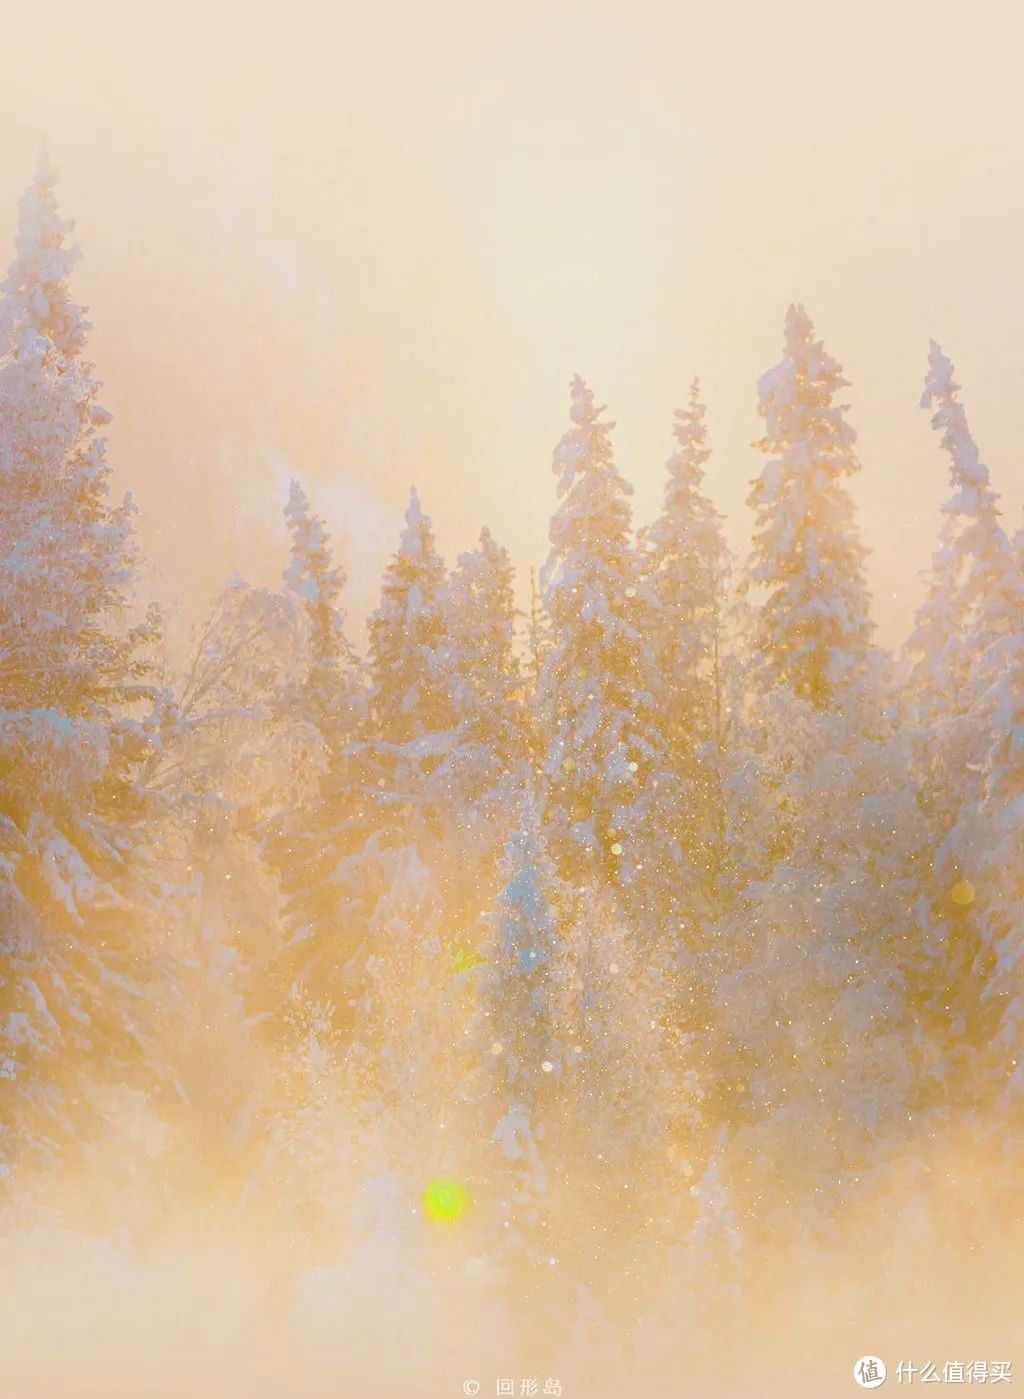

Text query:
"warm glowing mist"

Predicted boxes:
[[1, 0, 1022, 641]]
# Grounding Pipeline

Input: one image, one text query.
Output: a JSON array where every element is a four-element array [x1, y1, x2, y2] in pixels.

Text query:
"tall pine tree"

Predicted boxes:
[[282, 477, 360, 735], [535, 377, 665, 896], [905, 341, 1017, 824], [642, 379, 731, 891], [744, 304, 873, 709], [716, 308, 919, 1226], [0, 151, 162, 1189]]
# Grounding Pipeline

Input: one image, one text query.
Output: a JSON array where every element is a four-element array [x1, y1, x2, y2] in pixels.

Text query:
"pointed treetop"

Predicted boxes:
[[921, 339, 958, 408], [1, 144, 90, 360], [919, 340, 995, 496], [645, 376, 723, 571], [783, 301, 815, 354], [760, 303, 851, 417], [284, 476, 310, 526], [551, 375, 628, 503], [281, 477, 355, 715], [452, 524, 514, 595], [369, 485, 450, 741], [643, 378, 730, 768], [745, 305, 872, 708], [668, 377, 711, 476], [283, 477, 347, 604], [448, 524, 520, 727], [906, 341, 1014, 720], [648, 375, 725, 574], [568, 373, 599, 426], [398, 485, 437, 565], [451, 524, 515, 600]]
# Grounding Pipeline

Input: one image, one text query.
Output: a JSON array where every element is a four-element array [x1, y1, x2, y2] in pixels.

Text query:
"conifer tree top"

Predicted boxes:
[[399, 485, 434, 562], [921, 339, 1001, 511], [2, 144, 90, 360], [281, 476, 356, 708], [746, 304, 873, 707], [907, 340, 1014, 710], [551, 375, 631, 501], [671, 378, 710, 469], [283, 479, 347, 606], [648, 377, 724, 555], [368, 485, 450, 739]]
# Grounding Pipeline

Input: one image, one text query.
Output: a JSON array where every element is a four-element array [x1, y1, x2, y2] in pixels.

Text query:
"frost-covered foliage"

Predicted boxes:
[[2, 155, 1022, 1382], [642, 380, 732, 894], [893, 347, 1023, 1112], [282, 478, 360, 732], [906, 343, 1018, 837], [535, 377, 668, 896], [473, 797, 566, 1281], [745, 304, 874, 709], [0, 153, 167, 1192], [644, 380, 730, 751], [447, 526, 528, 771], [938, 524, 1024, 1112], [715, 685, 929, 1218], [369, 486, 454, 745], [907, 343, 1015, 713], [0, 145, 89, 360]]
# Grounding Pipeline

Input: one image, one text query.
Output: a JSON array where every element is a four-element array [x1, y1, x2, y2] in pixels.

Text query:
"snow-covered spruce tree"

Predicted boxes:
[[535, 377, 667, 900], [264, 489, 456, 1078], [369, 486, 455, 749], [893, 346, 1020, 1112], [441, 527, 532, 891], [558, 881, 703, 1312], [0, 151, 163, 1190], [714, 307, 923, 1227], [744, 304, 874, 708], [0, 148, 154, 721], [975, 524, 1024, 1109], [354, 485, 467, 1101], [714, 693, 928, 1223], [470, 794, 568, 1310], [641, 379, 731, 895], [935, 521, 1024, 1121], [446, 526, 526, 772], [0, 145, 89, 360], [644, 380, 730, 749], [905, 342, 1017, 825], [728, 304, 880, 896], [267, 481, 369, 1020], [282, 477, 361, 733]]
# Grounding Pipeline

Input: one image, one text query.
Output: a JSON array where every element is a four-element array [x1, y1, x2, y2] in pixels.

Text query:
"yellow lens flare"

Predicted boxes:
[[450, 945, 484, 975], [951, 879, 976, 907], [422, 1178, 471, 1224]]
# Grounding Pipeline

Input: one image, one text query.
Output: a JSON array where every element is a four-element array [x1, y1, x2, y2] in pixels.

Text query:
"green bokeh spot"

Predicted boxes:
[[423, 1178, 470, 1223]]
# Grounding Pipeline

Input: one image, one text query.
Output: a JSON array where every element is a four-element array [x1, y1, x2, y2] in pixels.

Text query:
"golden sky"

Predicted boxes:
[[2, 0, 1022, 645]]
